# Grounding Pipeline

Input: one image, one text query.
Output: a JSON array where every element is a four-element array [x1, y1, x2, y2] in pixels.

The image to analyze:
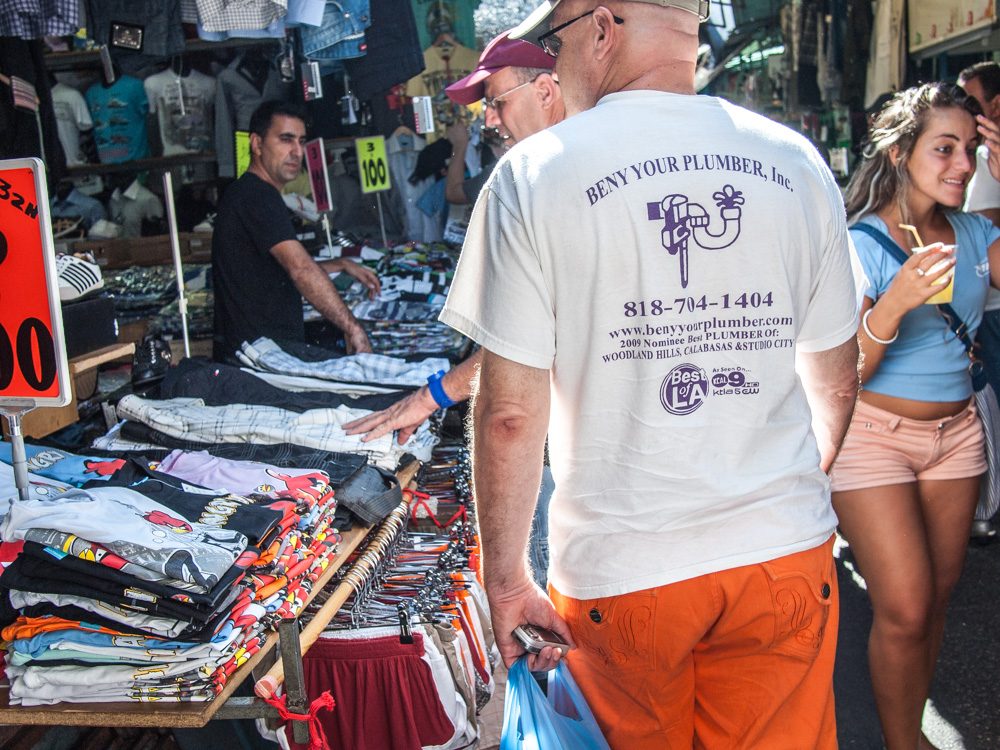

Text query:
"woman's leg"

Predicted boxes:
[[833, 483, 934, 750], [916, 475, 981, 692]]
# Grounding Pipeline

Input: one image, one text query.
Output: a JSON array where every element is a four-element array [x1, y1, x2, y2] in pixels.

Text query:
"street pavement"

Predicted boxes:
[[834, 535, 1000, 749]]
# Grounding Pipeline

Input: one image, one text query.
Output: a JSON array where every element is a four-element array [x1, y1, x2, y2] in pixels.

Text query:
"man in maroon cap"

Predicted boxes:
[[344, 30, 566, 441], [442, 31, 566, 205]]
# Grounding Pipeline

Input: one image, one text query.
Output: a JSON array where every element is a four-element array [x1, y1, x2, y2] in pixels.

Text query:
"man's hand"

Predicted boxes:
[[343, 387, 438, 444], [324, 258, 381, 300], [978, 114, 1000, 183], [488, 576, 576, 672], [344, 325, 372, 354], [445, 122, 470, 151]]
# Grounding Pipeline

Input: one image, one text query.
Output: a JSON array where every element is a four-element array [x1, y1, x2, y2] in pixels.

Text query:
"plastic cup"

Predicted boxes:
[[913, 243, 955, 305]]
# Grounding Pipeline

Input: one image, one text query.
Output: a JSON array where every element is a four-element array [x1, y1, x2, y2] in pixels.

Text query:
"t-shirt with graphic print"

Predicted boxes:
[[94, 459, 290, 548], [143, 68, 216, 156], [84, 76, 150, 164], [2, 483, 247, 591], [441, 90, 862, 599]]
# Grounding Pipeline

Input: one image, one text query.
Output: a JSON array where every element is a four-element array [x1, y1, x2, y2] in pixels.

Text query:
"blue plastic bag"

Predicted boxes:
[[500, 658, 611, 750]]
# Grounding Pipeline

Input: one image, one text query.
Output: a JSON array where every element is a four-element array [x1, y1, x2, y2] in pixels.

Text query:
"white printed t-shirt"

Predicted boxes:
[[441, 90, 862, 599], [965, 145, 1000, 311], [51, 82, 93, 166], [143, 69, 216, 156]]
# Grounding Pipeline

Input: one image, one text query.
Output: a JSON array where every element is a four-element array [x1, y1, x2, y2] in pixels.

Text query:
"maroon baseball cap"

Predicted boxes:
[[445, 31, 555, 106]]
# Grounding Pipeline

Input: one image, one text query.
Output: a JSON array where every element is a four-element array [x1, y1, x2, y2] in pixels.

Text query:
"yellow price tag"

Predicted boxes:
[[234, 130, 250, 178], [354, 136, 391, 194]]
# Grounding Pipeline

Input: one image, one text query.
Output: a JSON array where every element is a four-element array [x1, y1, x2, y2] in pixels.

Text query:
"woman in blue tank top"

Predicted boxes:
[[831, 83, 1000, 750]]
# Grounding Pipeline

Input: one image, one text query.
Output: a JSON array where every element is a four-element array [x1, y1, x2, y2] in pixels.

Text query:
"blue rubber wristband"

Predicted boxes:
[[427, 370, 455, 409]]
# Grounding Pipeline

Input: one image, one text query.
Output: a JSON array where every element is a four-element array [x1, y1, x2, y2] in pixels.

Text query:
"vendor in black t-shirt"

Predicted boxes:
[[211, 100, 379, 362]]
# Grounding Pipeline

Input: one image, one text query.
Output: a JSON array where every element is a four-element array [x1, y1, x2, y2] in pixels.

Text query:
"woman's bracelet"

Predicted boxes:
[[862, 308, 898, 345]]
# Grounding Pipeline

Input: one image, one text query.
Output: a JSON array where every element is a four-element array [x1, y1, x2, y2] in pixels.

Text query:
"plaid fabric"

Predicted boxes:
[[195, 0, 286, 32], [180, 0, 199, 22], [238, 337, 449, 387], [115, 395, 435, 469], [0, 0, 78, 38]]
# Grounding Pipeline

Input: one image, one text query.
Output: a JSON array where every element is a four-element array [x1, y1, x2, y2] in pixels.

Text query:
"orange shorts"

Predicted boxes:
[[550, 537, 838, 750]]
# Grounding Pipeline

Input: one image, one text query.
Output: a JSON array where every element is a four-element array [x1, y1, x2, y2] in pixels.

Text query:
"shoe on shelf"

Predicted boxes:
[[970, 519, 997, 545], [56, 253, 104, 301], [132, 337, 173, 388], [192, 213, 215, 233]]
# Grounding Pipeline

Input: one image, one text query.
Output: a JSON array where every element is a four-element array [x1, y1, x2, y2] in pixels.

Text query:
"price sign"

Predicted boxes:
[[305, 138, 332, 212], [234, 130, 250, 178], [354, 136, 391, 194], [0, 158, 70, 407]]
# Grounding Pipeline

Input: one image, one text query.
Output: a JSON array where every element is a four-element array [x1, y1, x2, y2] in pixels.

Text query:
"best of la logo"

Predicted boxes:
[[660, 363, 709, 415]]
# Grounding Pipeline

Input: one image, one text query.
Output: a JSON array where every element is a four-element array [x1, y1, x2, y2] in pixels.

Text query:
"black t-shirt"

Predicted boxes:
[[212, 172, 302, 361]]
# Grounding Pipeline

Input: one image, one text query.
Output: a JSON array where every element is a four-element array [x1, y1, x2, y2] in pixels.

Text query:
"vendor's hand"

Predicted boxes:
[[339, 258, 381, 300], [884, 243, 955, 312], [342, 387, 438, 445], [445, 122, 470, 151], [344, 326, 372, 354], [487, 576, 576, 672], [978, 114, 1000, 183]]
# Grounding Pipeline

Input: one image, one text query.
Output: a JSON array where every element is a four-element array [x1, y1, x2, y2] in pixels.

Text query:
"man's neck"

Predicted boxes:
[[247, 163, 284, 192]]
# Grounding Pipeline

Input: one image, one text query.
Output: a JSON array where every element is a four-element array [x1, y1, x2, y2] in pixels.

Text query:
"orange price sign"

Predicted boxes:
[[0, 158, 70, 407]]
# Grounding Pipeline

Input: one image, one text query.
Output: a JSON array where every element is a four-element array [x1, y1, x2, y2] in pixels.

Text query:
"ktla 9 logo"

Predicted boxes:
[[660, 363, 709, 415], [711, 371, 745, 388]]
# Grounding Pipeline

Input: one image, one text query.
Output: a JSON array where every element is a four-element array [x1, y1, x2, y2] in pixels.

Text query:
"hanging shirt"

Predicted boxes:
[[85, 76, 150, 164], [195, 0, 287, 31], [404, 41, 480, 143], [144, 68, 217, 156], [214, 56, 290, 177], [51, 82, 93, 166], [0, 0, 78, 37]]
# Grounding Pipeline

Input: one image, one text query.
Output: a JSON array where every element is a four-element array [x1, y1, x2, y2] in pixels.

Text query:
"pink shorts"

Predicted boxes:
[[830, 398, 986, 492]]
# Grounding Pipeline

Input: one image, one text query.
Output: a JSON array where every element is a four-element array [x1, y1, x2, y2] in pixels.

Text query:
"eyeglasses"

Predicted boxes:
[[537, 8, 625, 58], [484, 79, 535, 110]]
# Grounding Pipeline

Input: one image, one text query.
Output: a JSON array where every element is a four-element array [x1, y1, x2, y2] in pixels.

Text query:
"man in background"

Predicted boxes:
[[344, 32, 565, 442]]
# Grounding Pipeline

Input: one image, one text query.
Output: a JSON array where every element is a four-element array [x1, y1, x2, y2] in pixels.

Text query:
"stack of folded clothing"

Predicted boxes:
[[0, 445, 346, 706]]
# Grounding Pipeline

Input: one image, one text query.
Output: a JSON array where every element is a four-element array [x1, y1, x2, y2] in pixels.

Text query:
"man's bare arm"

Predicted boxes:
[[796, 335, 860, 473], [473, 350, 573, 669], [270, 239, 371, 353], [343, 349, 484, 444]]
